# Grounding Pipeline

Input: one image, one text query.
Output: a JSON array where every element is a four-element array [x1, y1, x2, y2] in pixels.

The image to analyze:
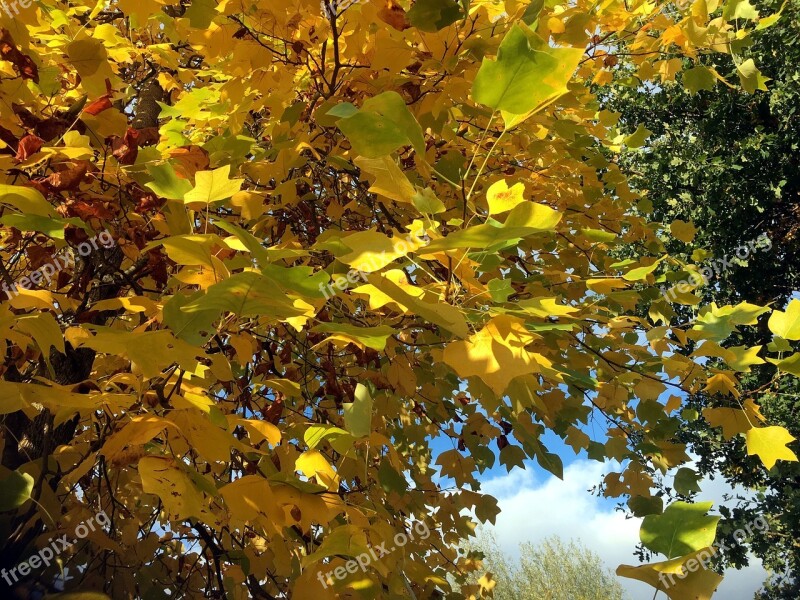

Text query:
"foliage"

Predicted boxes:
[[467, 532, 627, 600], [605, 0, 800, 595], [0, 0, 794, 598]]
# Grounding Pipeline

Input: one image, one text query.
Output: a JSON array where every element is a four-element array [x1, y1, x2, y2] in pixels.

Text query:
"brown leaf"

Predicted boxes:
[[64, 225, 91, 247], [61, 197, 115, 221], [25, 244, 56, 270], [129, 183, 163, 212], [264, 398, 284, 425], [378, 1, 410, 31], [84, 95, 113, 116], [147, 250, 169, 287], [11, 103, 39, 129], [110, 128, 139, 165], [35, 117, 69, 142], [0, 29, 38, 83], [15, 135, 44, 161], [170, 145, 210, 178], [40, 161, 89, 192], [0, 125, 19, 150], [135, 127, 160, 147]]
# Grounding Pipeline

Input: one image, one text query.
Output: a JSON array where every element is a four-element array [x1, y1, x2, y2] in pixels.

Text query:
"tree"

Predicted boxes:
[[0, 1, 793, 599], [470, 532, 627, 600], [604, 0, 800, 595]]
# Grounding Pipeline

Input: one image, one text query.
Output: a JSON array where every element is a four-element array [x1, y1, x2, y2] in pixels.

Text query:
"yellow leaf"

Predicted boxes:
[[102, 415, 179, 461], [768, 299, 800, 340], [230, 191, 266, 220], [229, 416, 281, 446], [184, 165, 244, 204], [478, 572, 497, 593], [702, 372, 740, 397], [338, 230, 426, 272], [354, 156, 416, 204], [617, 548, 722, 600], [296, 449, 339, 489], [746, 426, 798, 470], [702, 399, 764, 440], [670, 219, 697, 243], [15, 313, 65, 365], [0, 184, 55, 217], [138, 456, 210, 521], [725, 345, 764, 372], [486, 179, 525, 215], [443, 315, 549, 395]]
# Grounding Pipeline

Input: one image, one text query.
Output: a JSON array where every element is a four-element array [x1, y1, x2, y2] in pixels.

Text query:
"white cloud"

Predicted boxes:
[[479, 459, 767, 599]]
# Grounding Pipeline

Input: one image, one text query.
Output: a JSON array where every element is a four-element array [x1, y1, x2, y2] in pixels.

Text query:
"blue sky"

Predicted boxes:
[[430, 412, 768, 599]]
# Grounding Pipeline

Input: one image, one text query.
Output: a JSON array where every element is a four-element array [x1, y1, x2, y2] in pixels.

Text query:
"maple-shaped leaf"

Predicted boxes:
[[443, 314, 548, 395], [702, 398, 764, 440], [640, 501, 719, 559], [184, 165, 244, 204], [472, 24, 583, 125], [617, 548, 722, 600], [768, 299, 800, 340], [746, 426, 799, 470]]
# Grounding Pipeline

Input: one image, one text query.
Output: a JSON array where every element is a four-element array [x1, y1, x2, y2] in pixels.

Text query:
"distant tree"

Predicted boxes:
[[604, 0, 800, 596], [470, 532, 627, 600]]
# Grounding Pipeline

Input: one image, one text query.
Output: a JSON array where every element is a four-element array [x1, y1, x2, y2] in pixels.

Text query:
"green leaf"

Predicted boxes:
[[673, 467, 702, 495], [640, 501, 719, 559], [378, 459, 408, 493], [580, 227, 617, 242], [312, 322, 395, 350], [683, 66, 716, 95], [180, 272, 309, 319], [304, 425, 355, 454], [0, 214, 87, 239], [488, 278, 513, 302], [412, 187, 447, 214], [628, 495, 664, 517], [622, 257, 663, 281], [213, 219, 272, 267], [407, 0, 463, 32], [0, 184, 55, 217], [343, 383, 373, 438], [163, 291, 219, 344], [145, 162, 194, 200], [737, 59, 769, 93], [301, 525, 371, 567], [472, 24, 583, 125], [421, 201, 561, 253], [336, 91, 425, 158], [338, 112, 409, 158], [0, 470, 34, 511], [624, 124, 652, 148], [522, 0, 545, 25]]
